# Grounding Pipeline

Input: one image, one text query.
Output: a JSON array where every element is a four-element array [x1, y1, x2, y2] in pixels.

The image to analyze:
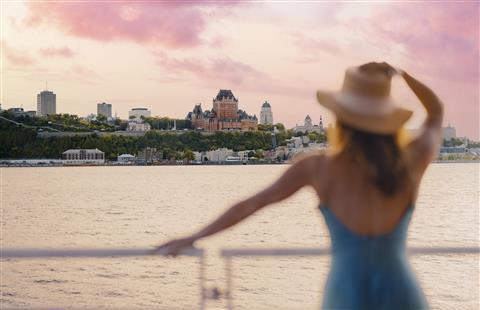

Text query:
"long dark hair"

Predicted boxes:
[[338, 123, 409, 197]]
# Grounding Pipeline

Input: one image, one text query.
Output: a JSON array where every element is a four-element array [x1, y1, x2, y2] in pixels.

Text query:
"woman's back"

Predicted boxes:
[[315, 152, 416, 236], [315, 151, 429, 309]]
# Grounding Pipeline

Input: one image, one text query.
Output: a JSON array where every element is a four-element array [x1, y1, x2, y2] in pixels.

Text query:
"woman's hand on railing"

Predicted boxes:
[[152, 236, 196, 257]]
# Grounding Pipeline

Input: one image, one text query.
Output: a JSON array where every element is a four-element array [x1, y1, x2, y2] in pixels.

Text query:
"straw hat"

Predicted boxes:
[[316, 66, 412, 134]]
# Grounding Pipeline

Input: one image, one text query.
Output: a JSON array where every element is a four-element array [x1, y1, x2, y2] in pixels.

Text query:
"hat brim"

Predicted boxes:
[[316, 90, 412, 135]]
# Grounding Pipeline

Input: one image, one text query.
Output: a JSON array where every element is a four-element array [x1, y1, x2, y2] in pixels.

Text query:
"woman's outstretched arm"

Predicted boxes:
[[153, 155, 320, 255]]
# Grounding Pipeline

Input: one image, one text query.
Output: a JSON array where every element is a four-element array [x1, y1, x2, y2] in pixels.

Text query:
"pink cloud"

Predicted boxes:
[[290, 32, 344, 63], [153, 51, 265, 85], [24, 2, 242, 48], [38, 46, 75, 58], [2, 42, 36, 67], [363, 3, 478, 84], [153, 51, 313, 101]]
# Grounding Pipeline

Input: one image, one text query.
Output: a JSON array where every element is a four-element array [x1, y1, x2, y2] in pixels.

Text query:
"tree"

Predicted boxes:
[[258, 124, 274, 131], [183, 149, 195, 162], [96, 114, 107, 123], [254, 149, 264, 159], [274, 123, 286, 131]]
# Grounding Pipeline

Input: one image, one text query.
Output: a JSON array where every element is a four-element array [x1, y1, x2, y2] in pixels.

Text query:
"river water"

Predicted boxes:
[[1, 163, 479, 309]]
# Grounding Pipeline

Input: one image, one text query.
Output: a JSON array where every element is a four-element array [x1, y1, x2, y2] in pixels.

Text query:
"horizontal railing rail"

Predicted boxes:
[[221, 246, 480, 257], [1, 247, 204, 259], [2, 246, 479, 310]]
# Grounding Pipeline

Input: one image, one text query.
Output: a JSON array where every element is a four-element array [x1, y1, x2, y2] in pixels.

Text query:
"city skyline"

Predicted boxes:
[[1, 2, 478, 138]]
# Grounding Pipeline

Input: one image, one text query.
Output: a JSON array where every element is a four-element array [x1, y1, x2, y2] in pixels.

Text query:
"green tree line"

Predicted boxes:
[[0, 121, 298, 160]]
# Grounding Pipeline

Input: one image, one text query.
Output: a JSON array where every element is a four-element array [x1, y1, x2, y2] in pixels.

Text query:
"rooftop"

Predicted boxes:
[[62, 148, 104, 154], [262, 101, 271, 108], [215, 89, 237, 101]]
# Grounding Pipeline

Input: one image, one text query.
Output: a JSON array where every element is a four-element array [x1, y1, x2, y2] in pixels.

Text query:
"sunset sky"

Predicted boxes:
[[1, 1, 478, 138]]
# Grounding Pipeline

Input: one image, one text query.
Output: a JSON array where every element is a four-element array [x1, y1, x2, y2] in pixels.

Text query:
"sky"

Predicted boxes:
[[1, 1, 478, 139]]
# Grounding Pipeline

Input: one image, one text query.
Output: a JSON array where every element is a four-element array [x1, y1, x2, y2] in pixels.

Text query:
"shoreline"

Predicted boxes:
[[0, 159, 478, 168]]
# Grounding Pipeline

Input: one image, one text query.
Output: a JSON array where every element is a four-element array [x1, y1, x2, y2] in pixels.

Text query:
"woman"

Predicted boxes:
[[155, 62, 443, 309]]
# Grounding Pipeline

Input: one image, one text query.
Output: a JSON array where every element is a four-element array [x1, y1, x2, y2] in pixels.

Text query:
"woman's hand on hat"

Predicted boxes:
[[359, 62, 402, 78]]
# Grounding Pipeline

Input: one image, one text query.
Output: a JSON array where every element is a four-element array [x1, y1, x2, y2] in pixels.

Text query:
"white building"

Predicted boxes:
[[37, 90, 56, 116], [443, 124, 457, 140], [8, 108, 36, 118], [292, 115, 324, 134], [62, 149, 105, 165], [97, 102, 112, 118], [206, 148, 234, 162], [287, 137, 303, 149], [260, 101, 273, 125], [193, 148, 234, 162], [117, 153, 135, 163], [127, 120, 151, 132], [129, 108, 151, 120]]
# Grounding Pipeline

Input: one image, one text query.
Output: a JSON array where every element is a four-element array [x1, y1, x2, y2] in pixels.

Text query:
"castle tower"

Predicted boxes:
[[213, 89, 238, 119], [304, 115, 312, 127]]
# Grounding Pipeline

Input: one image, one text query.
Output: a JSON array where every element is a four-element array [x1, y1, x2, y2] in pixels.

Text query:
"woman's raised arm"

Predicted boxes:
[[401, 70, 444, 171], [153, 155, 320, 255]]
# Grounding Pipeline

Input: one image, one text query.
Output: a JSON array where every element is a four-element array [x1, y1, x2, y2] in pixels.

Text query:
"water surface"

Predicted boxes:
[[1, 164, 479, 309]]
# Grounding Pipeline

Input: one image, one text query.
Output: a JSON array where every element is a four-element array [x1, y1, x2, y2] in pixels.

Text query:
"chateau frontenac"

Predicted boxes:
[[186, 90, 258, 131]]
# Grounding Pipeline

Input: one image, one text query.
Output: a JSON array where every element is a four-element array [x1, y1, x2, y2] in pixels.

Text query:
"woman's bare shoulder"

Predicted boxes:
[[403, 127, 442, 178]]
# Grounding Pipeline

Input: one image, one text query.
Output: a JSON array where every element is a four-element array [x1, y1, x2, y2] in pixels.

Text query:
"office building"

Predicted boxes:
[[97, 102, 112, 118], [37, 90, 56, 116]]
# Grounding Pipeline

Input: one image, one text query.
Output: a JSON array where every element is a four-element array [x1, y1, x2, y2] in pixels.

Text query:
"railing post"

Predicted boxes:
[[199, 253, 206, 310], [225, 257, 233, 310]]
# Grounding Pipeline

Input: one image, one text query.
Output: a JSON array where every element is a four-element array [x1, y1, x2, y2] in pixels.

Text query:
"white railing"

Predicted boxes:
[[2, 246, 479, 310]]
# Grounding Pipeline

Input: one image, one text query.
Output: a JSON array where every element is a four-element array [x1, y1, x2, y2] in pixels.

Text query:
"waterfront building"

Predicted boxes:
[[193, 148, 235, 162], [37, 90, 56, 116], [97, 102, 112, 119], [127, 120, 151, 132], [7, 108, 36, 118], [129, 108, 151, 120], [292, 115, 324, 134], [117, 153, 135, 163], [186, 90, 257, 131], [259, 101, 273, 125], [443, 124, 456, 140], [62, 149, 105, 165], [137, 147, 161, 164]]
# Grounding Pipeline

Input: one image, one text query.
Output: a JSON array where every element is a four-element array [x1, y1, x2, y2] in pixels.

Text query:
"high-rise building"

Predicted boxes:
[[260, 101, 274, 125], [37, 90, 56, 116], [443, 124, 457, 140], [97, 102, 112, 118], [129, 108, 151, 120]]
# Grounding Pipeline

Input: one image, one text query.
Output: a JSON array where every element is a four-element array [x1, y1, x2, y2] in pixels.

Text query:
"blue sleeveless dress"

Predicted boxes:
[[319, 204, 428, 309]]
